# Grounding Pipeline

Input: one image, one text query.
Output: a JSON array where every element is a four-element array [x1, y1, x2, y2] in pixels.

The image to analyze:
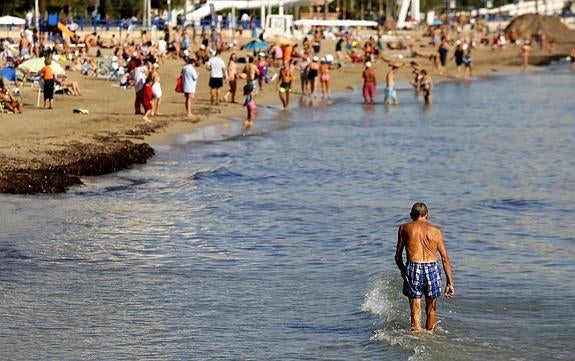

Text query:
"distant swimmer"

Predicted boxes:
[[395, 203, 454, 332]]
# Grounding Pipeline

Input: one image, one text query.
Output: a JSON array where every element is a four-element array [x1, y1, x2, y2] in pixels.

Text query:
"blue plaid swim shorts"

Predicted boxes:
[[403, 261, 442, 299]]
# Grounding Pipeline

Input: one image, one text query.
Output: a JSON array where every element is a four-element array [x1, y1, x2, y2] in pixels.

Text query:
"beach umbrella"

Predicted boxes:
[[242, 39, 270, 52], [18, 57, 66, 75], [0, 15, 26, 26]]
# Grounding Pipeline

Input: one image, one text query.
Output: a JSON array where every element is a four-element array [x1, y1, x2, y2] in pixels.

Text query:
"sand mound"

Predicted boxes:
[[505, 14, 575, 43]]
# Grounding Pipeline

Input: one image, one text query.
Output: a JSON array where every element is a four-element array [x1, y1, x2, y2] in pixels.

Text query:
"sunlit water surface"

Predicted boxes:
[[1, 66, 574, 360]]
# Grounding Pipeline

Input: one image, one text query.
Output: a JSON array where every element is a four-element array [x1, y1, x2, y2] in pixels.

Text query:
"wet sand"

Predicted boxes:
[[0, 32, 570, 193]]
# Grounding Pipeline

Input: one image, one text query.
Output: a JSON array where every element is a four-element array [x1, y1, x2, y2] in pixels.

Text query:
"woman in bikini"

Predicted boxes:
[[319, 57, 331, 99]]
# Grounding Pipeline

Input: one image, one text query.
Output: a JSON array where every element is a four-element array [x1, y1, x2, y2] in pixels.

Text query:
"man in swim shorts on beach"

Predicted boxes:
[[277, 63, 293, 109], [395, 202, 454, 332]]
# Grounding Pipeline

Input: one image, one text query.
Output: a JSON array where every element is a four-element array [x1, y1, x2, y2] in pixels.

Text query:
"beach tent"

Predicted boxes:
[[18, 57, 65, 75], [0, 15, 26, 26], [242, 39, 269, 52]]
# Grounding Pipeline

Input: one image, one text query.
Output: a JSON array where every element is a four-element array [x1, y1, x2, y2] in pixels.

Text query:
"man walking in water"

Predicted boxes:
[[395, 202, 454, 332]]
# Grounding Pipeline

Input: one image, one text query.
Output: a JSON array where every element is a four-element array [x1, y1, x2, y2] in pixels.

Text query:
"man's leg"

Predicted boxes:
[[409, 298, 423, 332], [425, 296, 438, 331]]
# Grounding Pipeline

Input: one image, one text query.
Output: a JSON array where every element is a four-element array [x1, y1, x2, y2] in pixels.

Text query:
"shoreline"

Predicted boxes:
[[0, 36, 572, 194]]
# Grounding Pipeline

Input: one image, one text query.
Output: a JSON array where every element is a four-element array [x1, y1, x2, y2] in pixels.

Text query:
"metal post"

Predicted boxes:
[[231, 1, 235, 42], [34, 0, 40, 28], [167, 0, 171, 26]]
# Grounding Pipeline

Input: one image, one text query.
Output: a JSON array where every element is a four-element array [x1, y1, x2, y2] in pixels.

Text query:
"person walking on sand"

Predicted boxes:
[[462, 50, 473, 77], [384, 64, 399, 105], [151, 67, 162, 115], [224, 53, 238, 103], [133, 60, 149, 114], [243, 84, 256, 129], [395, 202, 454, 332], [277, 63, 293, 109], [242, 56, 260, 96], [207, 50, 226, 105], [306, 56, 320, 98], [40, 57, 55, 109], [141, 75, 154, 123], [521, 40, 531, 71], [362, 61, 376, 104], [452, 42, 464, 77], [299, 54, 310, 95], [182, 57, 198, 118], [437, 40, 449, 76]]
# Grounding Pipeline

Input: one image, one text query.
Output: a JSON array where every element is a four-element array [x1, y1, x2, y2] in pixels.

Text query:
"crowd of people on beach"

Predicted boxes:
[[1, 17, 573, 121]]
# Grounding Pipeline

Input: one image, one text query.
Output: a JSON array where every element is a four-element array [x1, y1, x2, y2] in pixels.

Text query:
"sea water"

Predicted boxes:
[[0, 66, 573, 360]]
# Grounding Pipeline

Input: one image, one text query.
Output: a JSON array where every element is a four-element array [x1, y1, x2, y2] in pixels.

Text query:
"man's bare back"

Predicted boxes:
[[398, 220, 443, 263]]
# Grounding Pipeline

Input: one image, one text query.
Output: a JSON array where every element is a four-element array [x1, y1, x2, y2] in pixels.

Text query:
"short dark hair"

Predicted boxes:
[[410, 202, 428, 220]]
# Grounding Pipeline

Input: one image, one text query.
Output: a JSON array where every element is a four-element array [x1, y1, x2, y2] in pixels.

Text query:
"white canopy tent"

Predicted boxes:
[[0, 15, 26, 26]]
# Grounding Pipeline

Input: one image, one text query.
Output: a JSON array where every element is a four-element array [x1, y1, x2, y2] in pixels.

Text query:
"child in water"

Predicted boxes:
[[243, 84, 256, 128]]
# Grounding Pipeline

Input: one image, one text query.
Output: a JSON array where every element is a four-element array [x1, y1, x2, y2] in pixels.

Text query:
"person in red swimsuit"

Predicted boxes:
[[142, 76, 154, 123]]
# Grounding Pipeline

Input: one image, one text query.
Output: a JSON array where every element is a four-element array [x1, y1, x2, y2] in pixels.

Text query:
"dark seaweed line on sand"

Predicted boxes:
[[0, 137, 154, 194]]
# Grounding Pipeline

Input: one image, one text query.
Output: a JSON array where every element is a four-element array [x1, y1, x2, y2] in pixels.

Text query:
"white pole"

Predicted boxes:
[[148, 0, 152, 28], [34, 0, 39, 28], [143, 0, 147, 29], [261, 2, 266, 31], [167, 0, 172, 26]]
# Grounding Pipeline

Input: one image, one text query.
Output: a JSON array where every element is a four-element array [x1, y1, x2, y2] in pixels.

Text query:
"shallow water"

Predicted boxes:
[[1, 66, 574, 360]]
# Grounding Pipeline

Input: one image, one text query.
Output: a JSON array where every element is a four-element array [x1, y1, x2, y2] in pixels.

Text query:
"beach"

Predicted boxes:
[[0, 29, 572, 193]]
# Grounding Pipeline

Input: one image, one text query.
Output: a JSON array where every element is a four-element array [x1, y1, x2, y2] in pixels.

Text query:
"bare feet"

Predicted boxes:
[[142, 116, 152, 123]]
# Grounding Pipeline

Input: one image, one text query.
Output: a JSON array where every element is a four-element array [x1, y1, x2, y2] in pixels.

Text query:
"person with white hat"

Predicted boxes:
[[362, 61, 377, 104], [306, 56, 320, 97], [319, 57, 331, 99]]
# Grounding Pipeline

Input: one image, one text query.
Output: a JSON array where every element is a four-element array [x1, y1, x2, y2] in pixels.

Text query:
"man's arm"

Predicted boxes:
[[436, 229, 454, 298], [395, 226, 406, 277]]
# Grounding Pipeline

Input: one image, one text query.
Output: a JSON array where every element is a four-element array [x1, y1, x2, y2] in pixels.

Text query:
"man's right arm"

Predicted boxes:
[[395, 226, 406, 277]]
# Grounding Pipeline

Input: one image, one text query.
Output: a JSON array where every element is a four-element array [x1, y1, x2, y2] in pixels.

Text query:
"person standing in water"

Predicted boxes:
[[361, 61, 376, 104], [384, 64, 399, 105], [395, 202, 454, 332], [420, 69, 433, 105], [277, 63, 293, 110], [521, 40, 532, 71]]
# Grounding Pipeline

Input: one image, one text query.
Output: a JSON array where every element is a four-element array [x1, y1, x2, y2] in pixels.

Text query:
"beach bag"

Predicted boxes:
[[175, 75, 183, 93]]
